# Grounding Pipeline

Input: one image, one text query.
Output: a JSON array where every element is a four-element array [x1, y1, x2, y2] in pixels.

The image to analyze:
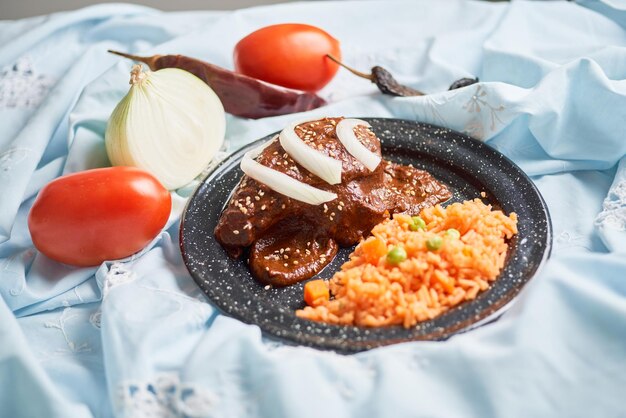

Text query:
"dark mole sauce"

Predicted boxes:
[[214, 117, 451, 287]]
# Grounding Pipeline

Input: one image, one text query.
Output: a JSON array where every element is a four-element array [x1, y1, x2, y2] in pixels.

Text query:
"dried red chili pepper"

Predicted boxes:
[[326, 54, 424, 97], [108, 50, 326, 119]]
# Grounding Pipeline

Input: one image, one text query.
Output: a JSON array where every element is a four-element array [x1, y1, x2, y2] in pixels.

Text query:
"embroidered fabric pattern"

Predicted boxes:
[[0, 147, 31, 175], [0, 56, 55, 109], [595, 181, 626, 231], [116, 373, 219, 418], [462, 85, 505, 141], [44, 307, 91, 353], [555, 231, 591, 252]]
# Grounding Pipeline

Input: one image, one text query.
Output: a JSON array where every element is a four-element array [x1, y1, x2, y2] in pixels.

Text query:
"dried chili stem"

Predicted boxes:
[[108, 50, 160, 70], [327, 54, 423, 97], [326, 54, 373, 81]]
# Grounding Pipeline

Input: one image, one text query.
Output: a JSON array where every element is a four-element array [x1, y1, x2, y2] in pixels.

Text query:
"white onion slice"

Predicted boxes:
[[279, 120, 342, 185], [240, 136, 337, 205], [336, 119, 381, 171]]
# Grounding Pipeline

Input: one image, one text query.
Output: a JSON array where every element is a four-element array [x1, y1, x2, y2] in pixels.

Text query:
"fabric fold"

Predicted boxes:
[[1, 1, 626, 417]]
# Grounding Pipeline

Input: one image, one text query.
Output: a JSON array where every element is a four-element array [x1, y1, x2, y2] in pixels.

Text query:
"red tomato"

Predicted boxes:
[[234, 23, 341, 92], [28, 167, 171, 267]]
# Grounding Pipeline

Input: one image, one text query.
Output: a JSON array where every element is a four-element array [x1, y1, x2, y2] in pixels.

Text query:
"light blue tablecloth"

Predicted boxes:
[[1, 1, 625, 417]]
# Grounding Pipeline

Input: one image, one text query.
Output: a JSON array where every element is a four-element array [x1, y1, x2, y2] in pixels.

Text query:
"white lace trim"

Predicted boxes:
[[89, 263, 136, 329], [103, 262, 136, 298], [0, 56, 55, 109], [116, 373, 219, 418], [595, 180, 626, 231]]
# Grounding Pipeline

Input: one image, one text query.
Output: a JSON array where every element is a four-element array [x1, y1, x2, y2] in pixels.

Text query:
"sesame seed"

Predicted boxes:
[[254, 196, 260, 201], [283, 263, 288, 267], [281, 204, 286, 209], [233, 230, 240, 235], [264, 284, 270, 289], [280, 249, 284, 254], [331, 212, 335, 217], [265, 267, 270, 271], [283, 255, 289, 259], [261, 205, 266, 210], [293, 261, 299, 265]]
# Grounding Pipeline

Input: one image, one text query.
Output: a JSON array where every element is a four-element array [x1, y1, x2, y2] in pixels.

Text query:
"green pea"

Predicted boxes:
[[409, 216, 426, 231], [445, 228, 461, 239], [426, 236, 443, 251], [386, 246, 407, 265]]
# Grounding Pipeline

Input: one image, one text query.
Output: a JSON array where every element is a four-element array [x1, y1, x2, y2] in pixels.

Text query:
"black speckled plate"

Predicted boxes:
[[180, 118, 552, 353]]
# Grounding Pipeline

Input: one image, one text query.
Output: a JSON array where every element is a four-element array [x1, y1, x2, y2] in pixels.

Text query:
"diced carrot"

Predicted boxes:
[[433, 270, 455, 294], [360, 237, 387, 264], [304, 279, 330, 307]]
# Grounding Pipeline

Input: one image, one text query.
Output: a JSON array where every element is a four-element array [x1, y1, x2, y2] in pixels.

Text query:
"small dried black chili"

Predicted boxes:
[[108, 50, 326, 119], [449, 77, 479, 90], [326, 54, 424, 97]]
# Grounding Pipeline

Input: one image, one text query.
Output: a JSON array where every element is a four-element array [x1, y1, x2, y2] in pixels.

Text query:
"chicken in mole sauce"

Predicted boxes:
[[214, 117, 451, 287]]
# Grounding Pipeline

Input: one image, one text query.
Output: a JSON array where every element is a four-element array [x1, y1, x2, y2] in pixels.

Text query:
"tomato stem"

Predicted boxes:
[[326, 54, 373, 81]]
